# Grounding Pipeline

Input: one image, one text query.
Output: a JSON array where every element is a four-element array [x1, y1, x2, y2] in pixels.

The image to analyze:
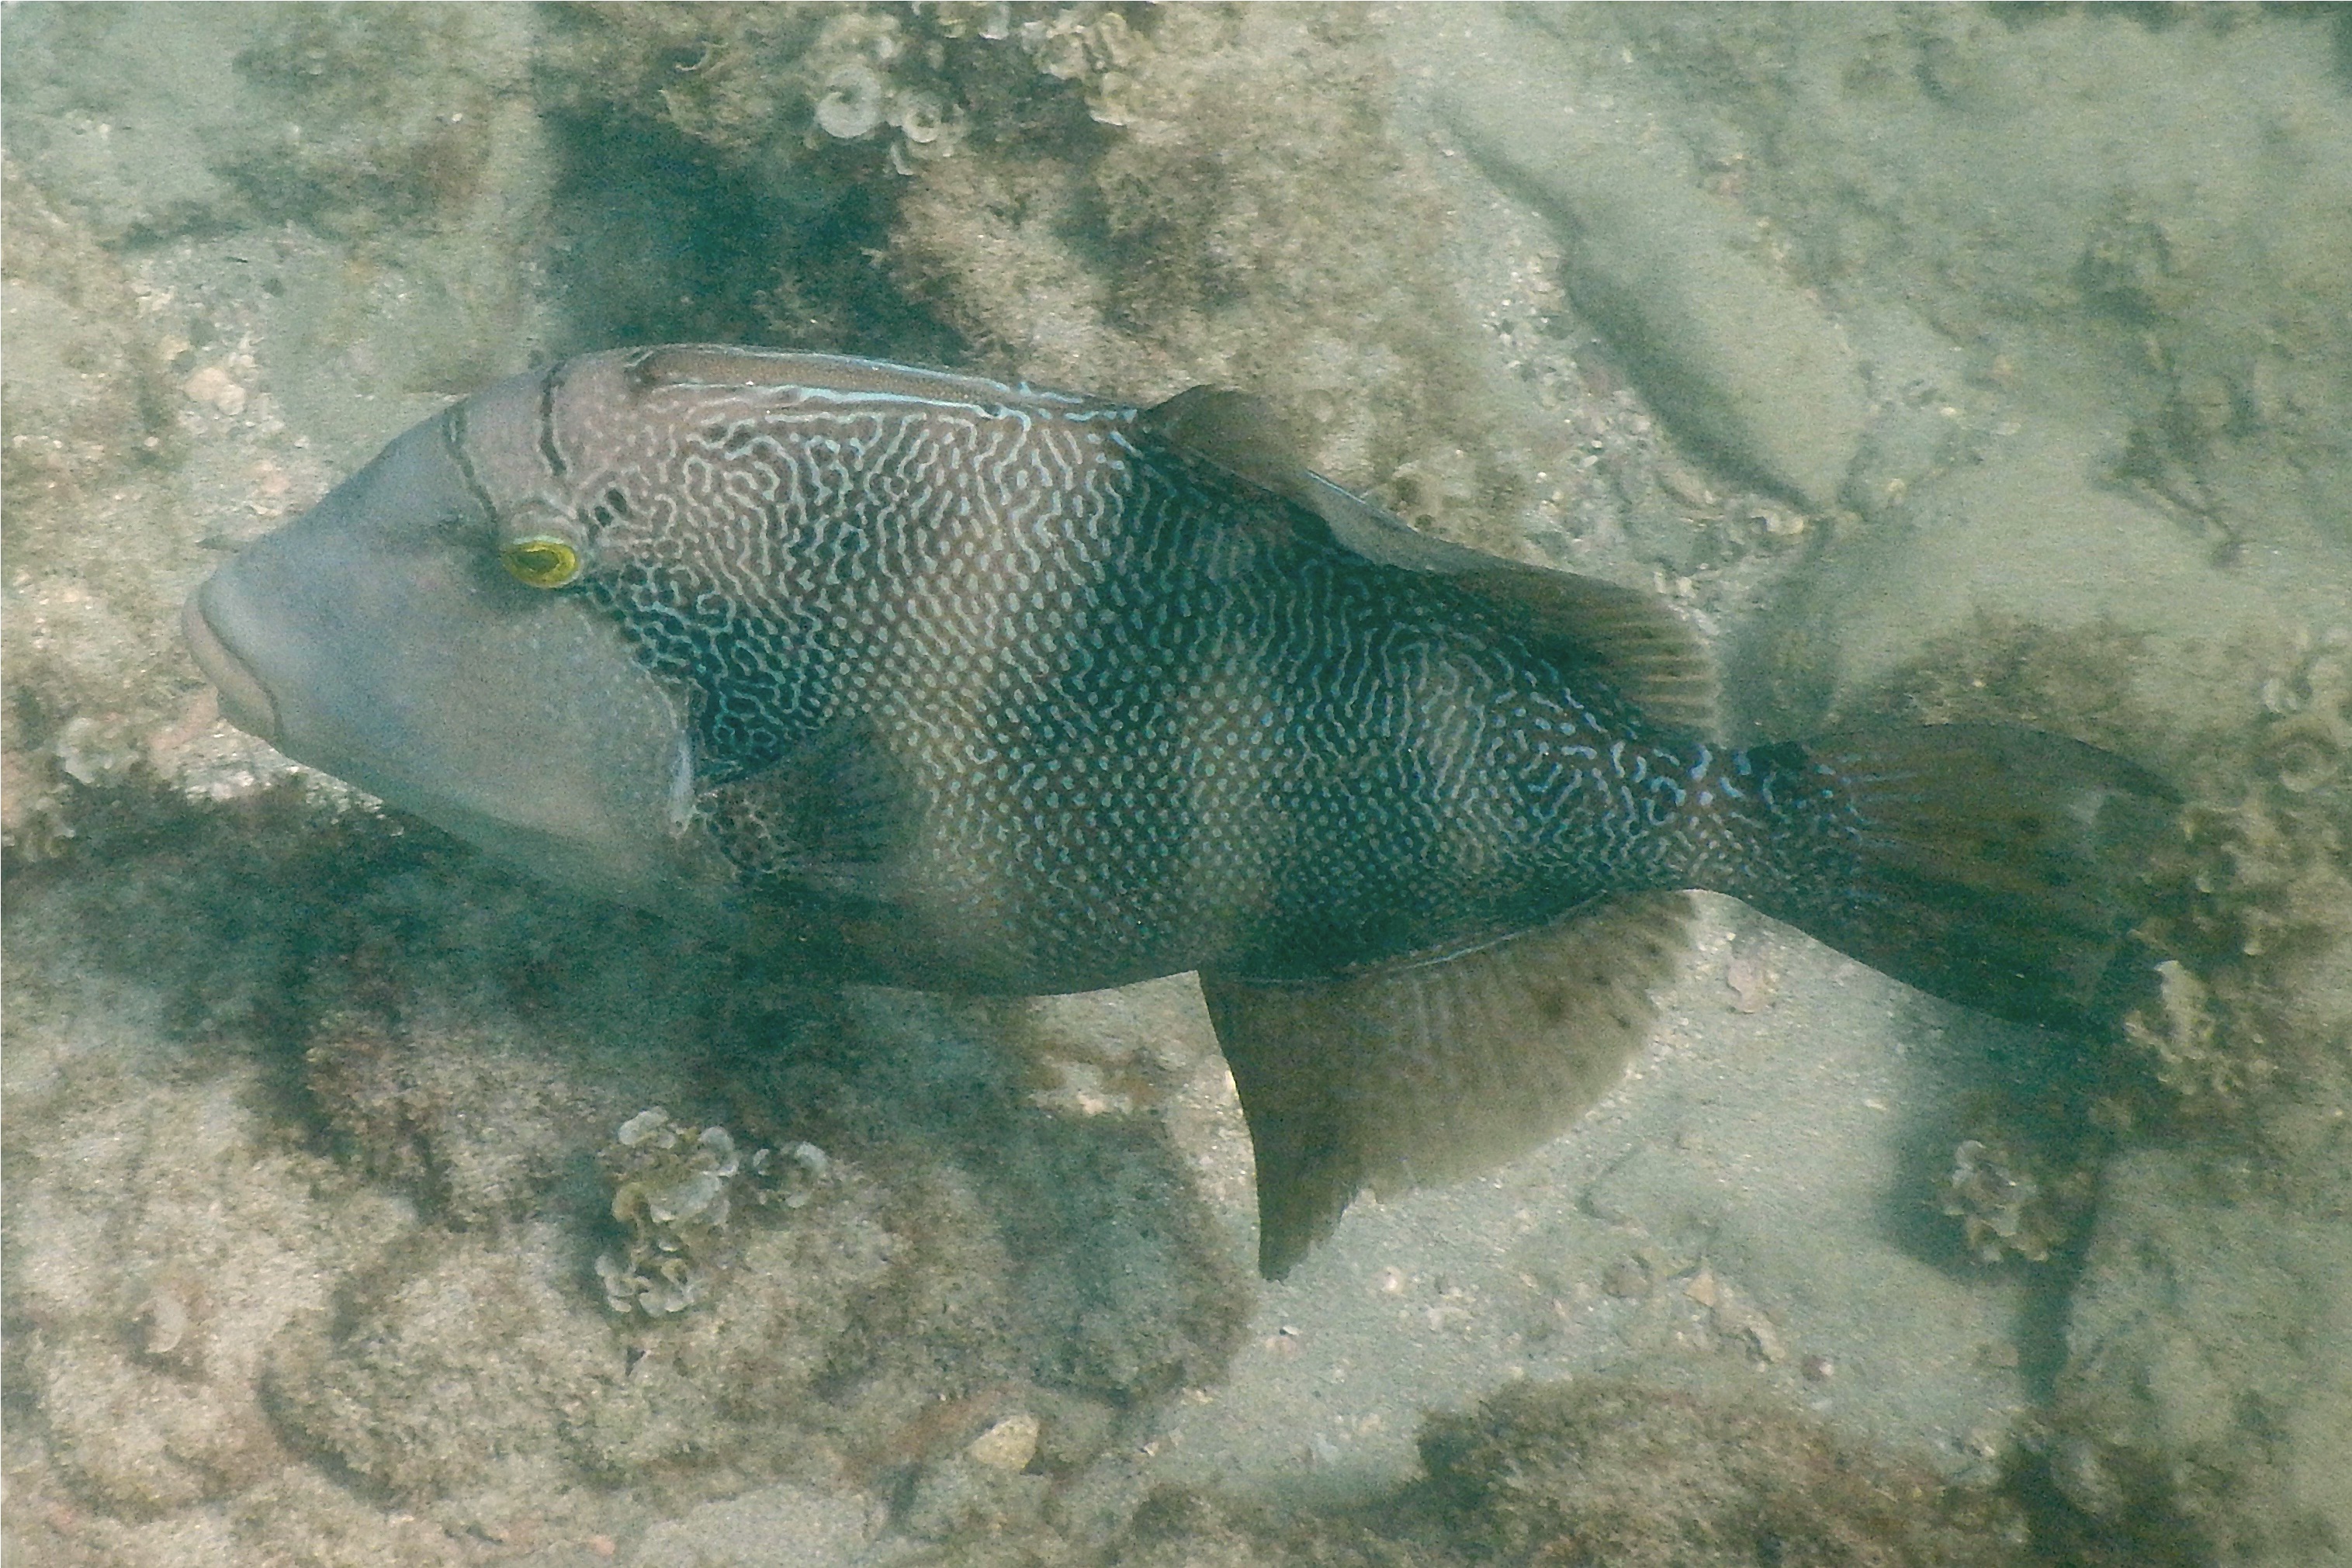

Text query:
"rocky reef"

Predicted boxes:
[[6, 6, 2350, 1566]]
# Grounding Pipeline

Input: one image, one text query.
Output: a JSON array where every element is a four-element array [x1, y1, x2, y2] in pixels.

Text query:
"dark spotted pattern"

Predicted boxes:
[[514, 357, 1806, 992]]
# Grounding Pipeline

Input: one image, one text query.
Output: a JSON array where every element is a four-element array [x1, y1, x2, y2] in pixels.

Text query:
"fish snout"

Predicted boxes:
[[182, 583, 281, 745]]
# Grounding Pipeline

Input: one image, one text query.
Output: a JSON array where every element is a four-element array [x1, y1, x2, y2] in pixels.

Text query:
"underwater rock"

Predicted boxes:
[[965, 1411, 1042, 1472], [3, 1066, 407, 1521], [2049, 1146, 2352, 1567], [5, 796, 1247, 1542], [290, 859, 741, 1231], [0, 161, 196, 858], [1416, 9, 1865, 514], [260, 1227, 614, 1504], [1101, 1368, 2047, 1567], [219, 8, 528, 237], [1418, 1374, 2030, 1568], [1737, 417, 2317, 739], [1, 5, 532, 244], [626, 1481, 884, 1567], [305, 1001, 612, 1232], [265, 966, 1249, 1513], [888, 3, 1557, 567], [1107, 1487, 1401, 1568]]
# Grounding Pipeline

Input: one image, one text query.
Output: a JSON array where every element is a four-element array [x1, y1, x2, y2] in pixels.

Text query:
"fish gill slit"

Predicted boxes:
[[442, 403, 501, 522], [537, 362, 571, 481]]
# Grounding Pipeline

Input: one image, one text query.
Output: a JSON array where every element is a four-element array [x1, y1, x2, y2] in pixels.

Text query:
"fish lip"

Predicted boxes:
[[182, 586, 281, 744]]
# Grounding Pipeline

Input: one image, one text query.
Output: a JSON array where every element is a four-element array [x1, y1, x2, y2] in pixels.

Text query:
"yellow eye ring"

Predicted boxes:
[[501, 536, 582, 589]]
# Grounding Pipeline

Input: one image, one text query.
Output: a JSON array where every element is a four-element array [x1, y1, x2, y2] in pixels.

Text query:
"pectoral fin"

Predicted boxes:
[[1201, 892, 1692, 1279], [699, 716, 920, 904]]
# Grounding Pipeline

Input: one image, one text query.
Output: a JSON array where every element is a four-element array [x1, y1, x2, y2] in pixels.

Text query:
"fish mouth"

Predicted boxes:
[[182, 586, 282, 745]]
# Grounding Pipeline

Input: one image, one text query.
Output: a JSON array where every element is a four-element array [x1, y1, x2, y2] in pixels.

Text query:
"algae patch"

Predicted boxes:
[[1417, 1376, 2028, 1568]]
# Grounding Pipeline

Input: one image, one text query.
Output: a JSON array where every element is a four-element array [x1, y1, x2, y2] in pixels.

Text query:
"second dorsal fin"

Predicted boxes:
[[1141, 387, 1716, 733]]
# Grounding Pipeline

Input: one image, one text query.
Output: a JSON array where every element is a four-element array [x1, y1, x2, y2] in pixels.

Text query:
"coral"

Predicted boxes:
[[2255, 628, 2351, 799], [535, 2, 1134, 186], [2119, 957, 2273, 1113], [996, 4, 1152, 130], [598, 1109, 746, 1316], [594, 1108, 834, 1317], [1941, 1137, 2084, 1266], [652, 6, 979, 175]]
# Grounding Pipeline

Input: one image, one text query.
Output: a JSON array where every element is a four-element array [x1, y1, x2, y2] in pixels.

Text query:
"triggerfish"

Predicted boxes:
[[184, 348, 2174, 1276]]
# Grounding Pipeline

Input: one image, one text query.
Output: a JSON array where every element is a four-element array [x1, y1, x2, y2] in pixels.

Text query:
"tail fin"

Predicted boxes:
[[1714, 724, 2177, 1026]]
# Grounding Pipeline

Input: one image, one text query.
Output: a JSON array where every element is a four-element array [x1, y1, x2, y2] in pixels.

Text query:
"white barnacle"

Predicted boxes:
[[137, 1288, 191, 1356], [594, 1251, 640, 1314], [1087, 11, 1136, 68], [617, 1106, 670, 1147], [697, 1124, 740, 1177], [649, 1168, 728, 1225], [815, 63, 886, 140], [891, 88, 947, 144]]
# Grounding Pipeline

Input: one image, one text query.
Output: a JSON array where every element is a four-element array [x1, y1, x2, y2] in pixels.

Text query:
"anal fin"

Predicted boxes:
[[1201, 892, 1692, 1279]]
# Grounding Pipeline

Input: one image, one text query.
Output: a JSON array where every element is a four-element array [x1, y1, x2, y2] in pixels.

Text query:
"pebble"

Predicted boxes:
[[965, 1412, 1041, 1473]]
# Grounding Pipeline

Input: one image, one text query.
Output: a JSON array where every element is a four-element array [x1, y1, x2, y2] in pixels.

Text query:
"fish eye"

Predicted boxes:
[[501, 536, 582, 589]]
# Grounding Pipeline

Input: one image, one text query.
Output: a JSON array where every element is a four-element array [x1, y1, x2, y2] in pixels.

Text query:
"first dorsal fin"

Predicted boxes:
[[1199, 891, 1693, 1279], [1142, 387, 1716, 732]]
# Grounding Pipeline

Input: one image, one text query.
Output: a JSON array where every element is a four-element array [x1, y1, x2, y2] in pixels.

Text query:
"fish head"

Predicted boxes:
[[183, 371, 735, 920]]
